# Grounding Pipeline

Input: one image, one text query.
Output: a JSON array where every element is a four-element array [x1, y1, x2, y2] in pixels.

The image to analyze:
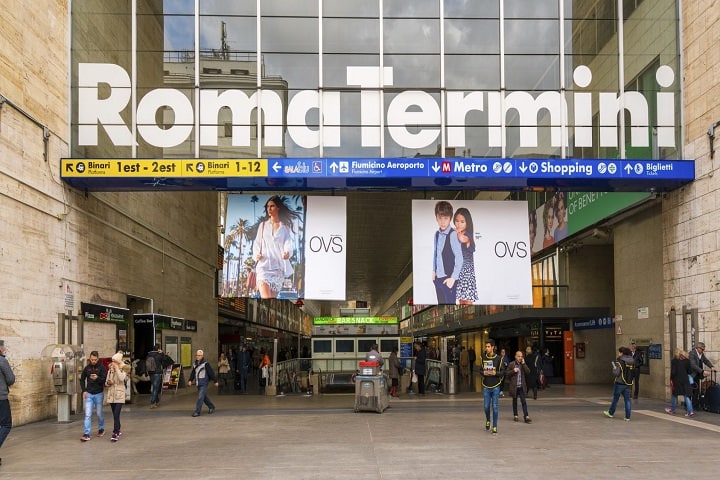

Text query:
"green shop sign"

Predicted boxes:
[[313, 316, 398, 325]]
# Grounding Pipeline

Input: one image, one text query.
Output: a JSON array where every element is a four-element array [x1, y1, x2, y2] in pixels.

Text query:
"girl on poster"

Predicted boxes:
[[453, 207, 478, 305], [253, 195, 301, 298]]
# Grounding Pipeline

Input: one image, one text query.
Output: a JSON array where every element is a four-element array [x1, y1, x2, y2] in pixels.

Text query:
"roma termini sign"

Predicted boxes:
[[78, 63, 677, 151]]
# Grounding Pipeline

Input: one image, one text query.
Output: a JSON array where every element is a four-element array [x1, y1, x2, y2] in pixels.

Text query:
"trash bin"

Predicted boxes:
[[445, 364, 457, 395], [354, 375, 389, 413]]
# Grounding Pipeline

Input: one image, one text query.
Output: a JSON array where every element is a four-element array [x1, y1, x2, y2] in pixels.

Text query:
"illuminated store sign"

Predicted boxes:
[[78, 63, 676, 151]]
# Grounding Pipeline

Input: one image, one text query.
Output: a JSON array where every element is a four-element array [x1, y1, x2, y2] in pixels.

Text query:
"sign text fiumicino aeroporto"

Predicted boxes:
[[77, 64, 676, 151]]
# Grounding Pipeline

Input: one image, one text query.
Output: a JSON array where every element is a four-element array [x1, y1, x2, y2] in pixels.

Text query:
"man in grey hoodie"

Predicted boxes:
[[603, 346, 636, 421], [0, 340, 16, 466]]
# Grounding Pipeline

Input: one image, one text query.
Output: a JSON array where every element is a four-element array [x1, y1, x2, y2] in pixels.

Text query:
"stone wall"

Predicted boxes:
[[664, 1, 720, 368], [0, 0, 219, 425]]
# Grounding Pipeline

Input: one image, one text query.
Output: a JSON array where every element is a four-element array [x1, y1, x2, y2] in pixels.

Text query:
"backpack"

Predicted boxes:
[[145, 355, 157, 375], [613, 359, 635, 385]]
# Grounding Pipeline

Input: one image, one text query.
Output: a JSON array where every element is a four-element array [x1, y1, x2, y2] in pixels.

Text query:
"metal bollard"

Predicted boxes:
[[446, 364, 457, 395]]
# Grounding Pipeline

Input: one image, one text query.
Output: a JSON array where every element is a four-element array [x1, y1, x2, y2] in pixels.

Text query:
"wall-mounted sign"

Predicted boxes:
[[81, 302, 129, 323], [648, 344, 662, 360], [313, 316, 398, 325], [60, 157, 694, 192], [573, 316, 614, 331]]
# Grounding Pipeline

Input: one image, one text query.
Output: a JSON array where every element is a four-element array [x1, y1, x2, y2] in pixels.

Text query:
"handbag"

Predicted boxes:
[[246, 270, 257, 290], [411, 372, 418, 383]]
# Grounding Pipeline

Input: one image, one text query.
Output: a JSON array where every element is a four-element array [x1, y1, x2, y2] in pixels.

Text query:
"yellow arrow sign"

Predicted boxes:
[[61, 159, 268, 178]]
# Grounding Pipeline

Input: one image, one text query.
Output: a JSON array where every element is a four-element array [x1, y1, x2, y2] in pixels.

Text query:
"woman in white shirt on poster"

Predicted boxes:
[[253, 195, 301, 298]]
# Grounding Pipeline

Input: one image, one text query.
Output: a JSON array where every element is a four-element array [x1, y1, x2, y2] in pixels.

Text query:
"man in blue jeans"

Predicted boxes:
[[188, 350, 219, 417], [79, 351, 107, 441], [603, 346, 635, 421], [146, 344, 166, 409], [481, 339, 502, 434]]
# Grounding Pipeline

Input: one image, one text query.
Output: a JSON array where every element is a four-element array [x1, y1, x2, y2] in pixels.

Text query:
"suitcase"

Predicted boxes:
[[702, 372, 720, 413]]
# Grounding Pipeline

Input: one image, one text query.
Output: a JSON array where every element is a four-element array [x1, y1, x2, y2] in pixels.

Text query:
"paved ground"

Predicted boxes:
[[2, 380, 719, 479]]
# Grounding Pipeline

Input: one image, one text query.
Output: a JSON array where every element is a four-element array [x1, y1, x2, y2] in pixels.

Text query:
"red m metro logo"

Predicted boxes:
[[441, 161, 451, 173]]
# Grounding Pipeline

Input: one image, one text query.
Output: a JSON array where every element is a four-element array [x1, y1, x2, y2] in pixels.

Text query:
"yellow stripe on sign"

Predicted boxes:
[[182, 159, 267, 177], [61, 159, 268, 178], [61, 159, 183, 177]]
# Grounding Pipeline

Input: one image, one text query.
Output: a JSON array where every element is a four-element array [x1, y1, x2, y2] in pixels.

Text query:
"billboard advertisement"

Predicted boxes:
[[412, 200, 532, 305], [222, 194, 305, 300], [222, 194, 347, 300], [529, 192, 651, 254], [303, 196, 347, 301]]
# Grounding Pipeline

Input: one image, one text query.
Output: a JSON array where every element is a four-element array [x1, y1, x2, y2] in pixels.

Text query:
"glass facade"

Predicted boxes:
[[71, 0, 680, 161]]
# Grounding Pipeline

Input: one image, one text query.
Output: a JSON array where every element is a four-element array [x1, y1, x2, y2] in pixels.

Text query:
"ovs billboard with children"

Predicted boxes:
[[411, 200, 532, 306]]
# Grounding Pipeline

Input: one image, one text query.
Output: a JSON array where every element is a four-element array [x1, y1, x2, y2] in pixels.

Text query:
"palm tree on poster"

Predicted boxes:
[[222, 232, 237, 296], [229, 218, 249, 295], [250, 195, 259, 221]]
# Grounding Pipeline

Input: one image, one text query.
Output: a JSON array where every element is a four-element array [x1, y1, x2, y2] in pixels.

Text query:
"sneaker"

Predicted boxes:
[[149, 404, 157, 409], [208, 407, 215, 414], [111, 433, 119, 442], [603, 411, 613, 418], [485, 421, 491, 431], [491, 427, 497, 435], [685, 412, 695, 417], [118, 430, 122, 436], [192, 412, 200, 417], [81, 434, 91, 442], [96, 429, 105, 437], [624, 418, 630, 422], [524, 416, 532, 423], [664, 408, 675, 415], [513, 415, 518, 422]]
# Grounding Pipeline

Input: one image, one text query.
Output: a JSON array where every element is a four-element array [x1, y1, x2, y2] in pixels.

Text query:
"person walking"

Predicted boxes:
[[603, 346, 635, 421], [505, 350, 532, 423], [0, 340, 16, 465], [481, 339, 502, 434], [498, 348, 509, 397], [188, 350, 219, 416], [217, 353, 230, 393], [459, 346, 469, 380], [665, 348, 694, 417], [146, 344, 165, 409], [258, 349, 271, 395], [524, 346, 540, 400], [630, 341, 644, 399], [80, 351, 107, 441], [105, 352, 127, 441], [237, 345, 251, 394], [388, 346, 402, 398]]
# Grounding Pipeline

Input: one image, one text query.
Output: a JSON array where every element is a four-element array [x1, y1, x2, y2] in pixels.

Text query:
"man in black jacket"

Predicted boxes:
[[630, 342, 644, 399], [147, 344, 173, 409], [80, 351, 107, 441], [689, 342, 715, 407], [481, 340, 503, 434]]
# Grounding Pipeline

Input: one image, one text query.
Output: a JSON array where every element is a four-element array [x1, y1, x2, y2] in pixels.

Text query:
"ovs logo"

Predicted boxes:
[[494, 241, 528, 258], [309, 235, 344, 253]]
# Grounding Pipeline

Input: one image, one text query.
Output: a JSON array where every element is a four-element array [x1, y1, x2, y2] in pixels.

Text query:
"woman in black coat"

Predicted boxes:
[[666, 348, 695, 416]]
